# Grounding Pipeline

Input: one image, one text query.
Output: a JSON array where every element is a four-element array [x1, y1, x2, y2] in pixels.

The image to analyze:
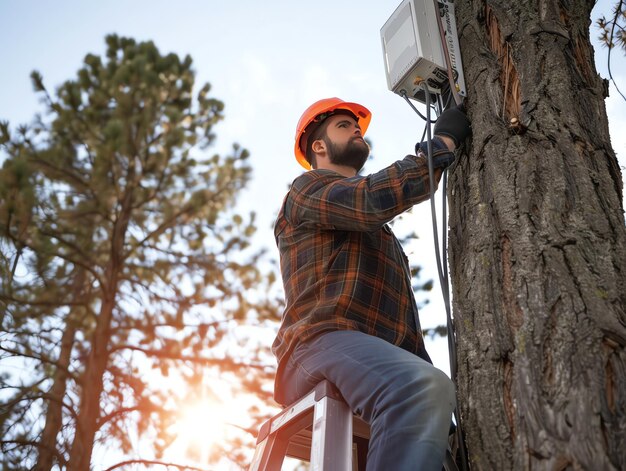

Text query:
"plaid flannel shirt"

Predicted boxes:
[[272, 138, 452, 403]]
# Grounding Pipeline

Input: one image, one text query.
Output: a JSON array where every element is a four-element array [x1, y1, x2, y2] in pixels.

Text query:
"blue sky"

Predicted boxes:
[[0, 2, 624, 466]]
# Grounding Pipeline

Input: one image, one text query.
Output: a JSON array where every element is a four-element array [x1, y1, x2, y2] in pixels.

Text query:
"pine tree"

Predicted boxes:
[[0, 34, 279, 470], [597, 0, 626, 53], [449, 1, 625, 469], [596, 0, 626, 102]]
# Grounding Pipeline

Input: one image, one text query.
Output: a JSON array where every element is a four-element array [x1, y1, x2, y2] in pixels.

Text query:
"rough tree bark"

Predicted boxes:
[[449, 1, 626, 469]]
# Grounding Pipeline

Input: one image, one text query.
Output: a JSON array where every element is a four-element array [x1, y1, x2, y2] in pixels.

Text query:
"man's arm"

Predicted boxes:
[[284, 137, 453, 232], [285, 106, 471, 232]]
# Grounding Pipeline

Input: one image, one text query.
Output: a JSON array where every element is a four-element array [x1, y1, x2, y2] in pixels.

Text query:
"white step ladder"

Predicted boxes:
[[249, 380, 370, 471]]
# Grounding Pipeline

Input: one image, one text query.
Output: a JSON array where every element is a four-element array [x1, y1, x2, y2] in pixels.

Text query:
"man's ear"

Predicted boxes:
[[311, 138, 326, 156]]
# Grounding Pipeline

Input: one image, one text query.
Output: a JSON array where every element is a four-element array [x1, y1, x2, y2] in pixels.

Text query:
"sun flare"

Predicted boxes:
[[170, 397, 230, 462]]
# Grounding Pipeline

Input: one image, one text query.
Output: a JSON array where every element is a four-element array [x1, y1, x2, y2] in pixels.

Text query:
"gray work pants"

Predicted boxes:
[[280, 330, 456, 471]]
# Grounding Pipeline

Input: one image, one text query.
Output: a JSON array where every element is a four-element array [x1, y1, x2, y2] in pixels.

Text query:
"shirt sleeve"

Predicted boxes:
[[284, 138, 452, 232]]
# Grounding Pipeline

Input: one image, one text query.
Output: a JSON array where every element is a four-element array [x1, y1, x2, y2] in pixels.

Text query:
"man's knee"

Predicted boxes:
[[395, 364, 456, 411], [426, 367, 456, 411]]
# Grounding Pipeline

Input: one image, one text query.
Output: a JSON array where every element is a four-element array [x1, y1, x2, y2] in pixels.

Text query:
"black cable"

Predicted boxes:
[[417, 85, 468, 471], [423, 86, 457, 379], [435, 98, 450, 301], [443, 87, 455, 111], [442, 170, 449, 298], [401, 90, 438, 123]]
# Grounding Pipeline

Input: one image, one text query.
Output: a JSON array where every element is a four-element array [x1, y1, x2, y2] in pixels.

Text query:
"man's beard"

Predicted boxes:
[[325, 136, 370, 172]]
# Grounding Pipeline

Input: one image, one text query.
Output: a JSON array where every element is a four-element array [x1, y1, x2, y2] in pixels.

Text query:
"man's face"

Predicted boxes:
[[322, 114, 370, 172]]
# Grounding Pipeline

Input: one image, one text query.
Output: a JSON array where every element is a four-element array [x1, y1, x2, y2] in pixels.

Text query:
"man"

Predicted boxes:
[[272, 97, 471, 470]]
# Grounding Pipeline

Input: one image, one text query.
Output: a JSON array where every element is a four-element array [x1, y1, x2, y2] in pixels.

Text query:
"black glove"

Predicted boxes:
[[433, 105, 471, 148]]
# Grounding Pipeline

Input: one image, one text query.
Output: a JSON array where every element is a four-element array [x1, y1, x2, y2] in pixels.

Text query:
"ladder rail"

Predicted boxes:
[[310, 395, 353, 471]]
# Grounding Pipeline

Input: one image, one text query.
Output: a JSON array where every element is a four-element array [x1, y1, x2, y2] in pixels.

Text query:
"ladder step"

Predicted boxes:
[[250, 380, 370, 471]]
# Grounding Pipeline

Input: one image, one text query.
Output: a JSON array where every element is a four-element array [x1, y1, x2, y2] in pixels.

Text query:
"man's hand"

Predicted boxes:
[[434, 105, 471, 149]]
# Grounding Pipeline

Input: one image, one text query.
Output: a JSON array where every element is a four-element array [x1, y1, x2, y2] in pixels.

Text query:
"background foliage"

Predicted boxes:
[[0, 35, 281, 470]]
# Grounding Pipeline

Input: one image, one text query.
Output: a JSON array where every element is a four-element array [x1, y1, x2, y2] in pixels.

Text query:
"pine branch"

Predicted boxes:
[[3, 226, 103, 289], [97, 404, 153, 428], [126, 202, 205, 258], [0, 344, 78, 381], [1, 388, 79, 422], [26, 151, 92, 194], [109, 345, 272, 370], [104, 460, 210, 471], [0, 439, 68, 466], [113, 319, 230, 332], [0, 293, 90, 309]]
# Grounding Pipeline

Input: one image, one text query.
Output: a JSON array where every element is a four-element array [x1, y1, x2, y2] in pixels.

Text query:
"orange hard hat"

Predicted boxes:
[[294, 97, 372, 170]]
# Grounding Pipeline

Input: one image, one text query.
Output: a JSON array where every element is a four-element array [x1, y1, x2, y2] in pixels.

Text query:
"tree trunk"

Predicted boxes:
[[67, 297, 115, 471], [35, 323, 76, 471], [68, 188, 133, 471], [449, 1, 626, 469], [36, 268, 85, 471]]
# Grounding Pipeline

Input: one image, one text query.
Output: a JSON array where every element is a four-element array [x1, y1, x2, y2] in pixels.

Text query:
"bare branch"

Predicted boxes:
[[109, 345, 272, 370], [0, 439, 68, 466], [104, 460, 210, 471], [0, 344, 78, 381]]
